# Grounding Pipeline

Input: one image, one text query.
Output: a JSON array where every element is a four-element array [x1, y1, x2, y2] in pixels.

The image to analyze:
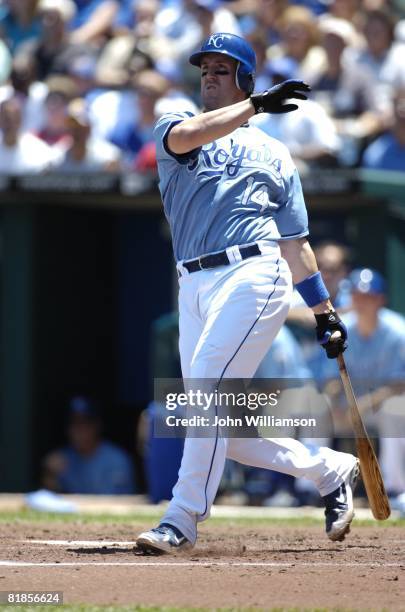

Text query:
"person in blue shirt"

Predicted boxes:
[[362, 87, 405, 172], [315, 268, 405, 498], [0, 0, 42, 53], [42, 396, 135, 495]]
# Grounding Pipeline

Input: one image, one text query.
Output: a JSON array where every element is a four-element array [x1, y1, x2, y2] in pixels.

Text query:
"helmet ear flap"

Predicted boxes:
[[235, 61, 255, 95]]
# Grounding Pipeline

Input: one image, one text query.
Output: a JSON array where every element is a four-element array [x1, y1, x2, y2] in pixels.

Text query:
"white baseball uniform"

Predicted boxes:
[[154, 110, 357, 545]]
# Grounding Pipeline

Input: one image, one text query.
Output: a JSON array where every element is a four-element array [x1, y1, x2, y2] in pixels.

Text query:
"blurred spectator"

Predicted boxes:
[[66, 53, 100, 98], [314, 268, 405, 404], [129, 66, 200, 170], [0, 95, 57, 173], [0, 52, 47, 131], [0, 38, 12, 85], [52, 97, 122, 172], [68, 0, 119, 47], [247, 28, 274, 91], [96, 0, 168, 88], [155, 0, 241, 67], [287, 240, 352, 364], [107, 69, 170, 163], [251, 56, 340, 169], [312, 16, 388, 165], [0, 0, 42, 53], [21, 0, 94, 81], [327, 0, 362, 23], [350, 9, 405, 92], [255, 324, 312, 380], [190, 0, 242, 40], [362, 86, 405, 171], [246, 0, 288, 45], [42, 396, 135, 494], [35, 76, 78, 147], [268, 6, 326, 85]]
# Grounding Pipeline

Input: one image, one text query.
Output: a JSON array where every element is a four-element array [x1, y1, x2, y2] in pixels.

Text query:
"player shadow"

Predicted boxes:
[[269, 543, 381, 554], [67, 546, 135, 555]]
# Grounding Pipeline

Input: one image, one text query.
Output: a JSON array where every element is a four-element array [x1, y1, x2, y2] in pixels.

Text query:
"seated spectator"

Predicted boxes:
[[250, 0, 289, 46], [52, 97, 122, 172], [155, 0, 241, 67], [0, 38, 12, 85], [246, 28, 274, 91], [361, 87, 405, 171], [96, 0, 169, 88], [42, 396, 135, 494], [107, 70, 170, 163], [251, 57, 341, 169], [0, 0, 42, 53], [68, 0, 119, 47], [287, 240, 352, 373], [21, 0, 94, 81], [268, 5, 326, 85], [350, 9, 405, 94], [35, 76, 78, 146], [326, 0, 362, 23], [0, 96, 57, 173], [0, 52, 47, 132], [313, 269, 405, 415], [312, 16, 387, 165]]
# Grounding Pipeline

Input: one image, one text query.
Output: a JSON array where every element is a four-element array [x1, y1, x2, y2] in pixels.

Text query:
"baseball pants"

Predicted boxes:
[[161, 241, 357, 545]]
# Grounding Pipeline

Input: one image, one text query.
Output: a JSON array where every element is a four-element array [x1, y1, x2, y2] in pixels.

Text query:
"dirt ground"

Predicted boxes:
[[1, 520, 405, 610]]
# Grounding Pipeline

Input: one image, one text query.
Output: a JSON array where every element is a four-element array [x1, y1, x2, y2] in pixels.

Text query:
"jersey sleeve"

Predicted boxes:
[[154, 111, 201, 165], [275, 154, 309, 240]]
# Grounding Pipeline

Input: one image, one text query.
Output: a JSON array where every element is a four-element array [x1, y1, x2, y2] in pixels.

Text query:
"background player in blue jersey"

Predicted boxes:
[[136, 33, 359, 554]]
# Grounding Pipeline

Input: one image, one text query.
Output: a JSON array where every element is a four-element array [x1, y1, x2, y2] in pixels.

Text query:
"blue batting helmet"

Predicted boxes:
[[348, 268, 387, 295], [189, 33, 256, 95]]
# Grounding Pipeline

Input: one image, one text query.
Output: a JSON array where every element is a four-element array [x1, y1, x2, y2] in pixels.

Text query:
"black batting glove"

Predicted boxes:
[[315, 311, 348, 359], [250, 79, 311, 114]]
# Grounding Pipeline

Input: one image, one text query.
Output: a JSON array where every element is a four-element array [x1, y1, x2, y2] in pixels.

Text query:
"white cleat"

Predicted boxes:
[[323, 459, 360, 542], [136, 524, 191, 554]]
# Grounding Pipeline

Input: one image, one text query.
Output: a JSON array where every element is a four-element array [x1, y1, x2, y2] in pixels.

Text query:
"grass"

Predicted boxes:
[[0, 607, 367, 612], [0, 509, 404, 528]]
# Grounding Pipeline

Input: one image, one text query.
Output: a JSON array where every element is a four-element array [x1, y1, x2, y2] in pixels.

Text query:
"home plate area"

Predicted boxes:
[[1, 520, 404, 609]]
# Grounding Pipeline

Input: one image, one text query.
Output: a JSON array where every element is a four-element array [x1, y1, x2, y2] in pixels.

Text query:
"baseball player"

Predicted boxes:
[[136, 33, 359, 554]]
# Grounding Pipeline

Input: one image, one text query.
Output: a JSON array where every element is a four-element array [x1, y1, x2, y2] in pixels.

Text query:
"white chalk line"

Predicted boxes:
[[1, 561, 404, 568], [21, 540, 137, 547], [19, 539, 405, 547]]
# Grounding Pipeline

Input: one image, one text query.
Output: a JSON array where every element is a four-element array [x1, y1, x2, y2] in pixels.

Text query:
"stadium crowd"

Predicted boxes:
[[1, 0, 403, 511], [0, 0, 405, 173]]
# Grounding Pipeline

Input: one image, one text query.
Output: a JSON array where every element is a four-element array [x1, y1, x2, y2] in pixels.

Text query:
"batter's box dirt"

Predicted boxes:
[[1, 518, 404, 609]]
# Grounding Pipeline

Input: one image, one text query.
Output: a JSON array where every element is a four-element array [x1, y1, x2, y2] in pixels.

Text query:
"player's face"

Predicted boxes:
[[200, 54, 245, 111]]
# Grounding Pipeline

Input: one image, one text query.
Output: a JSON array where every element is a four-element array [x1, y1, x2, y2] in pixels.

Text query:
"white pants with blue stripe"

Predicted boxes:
[[161, 242, 357, 545]]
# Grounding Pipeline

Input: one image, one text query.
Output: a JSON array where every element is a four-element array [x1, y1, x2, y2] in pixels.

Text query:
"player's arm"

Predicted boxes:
[[168, 80, 311, 154], [280, 237, 347, 358], [168, 99, 254, 154]]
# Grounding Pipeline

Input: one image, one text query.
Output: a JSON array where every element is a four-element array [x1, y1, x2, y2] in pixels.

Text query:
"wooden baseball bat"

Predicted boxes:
[[337, 352, 391, 520]]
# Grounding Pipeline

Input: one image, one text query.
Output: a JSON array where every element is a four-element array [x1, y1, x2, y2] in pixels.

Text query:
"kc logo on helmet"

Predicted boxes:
[[207, 34, 232, 48]]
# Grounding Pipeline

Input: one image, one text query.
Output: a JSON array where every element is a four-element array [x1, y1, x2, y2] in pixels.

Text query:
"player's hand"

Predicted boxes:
[[250, 80, 311, 114], [314, 311, 348, 359]]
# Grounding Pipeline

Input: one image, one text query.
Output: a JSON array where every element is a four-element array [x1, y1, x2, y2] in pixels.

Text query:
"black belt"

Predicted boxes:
[[182, 243, 261, 274]]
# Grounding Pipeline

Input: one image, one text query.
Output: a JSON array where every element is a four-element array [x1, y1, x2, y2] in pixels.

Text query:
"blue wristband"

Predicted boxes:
[[295, 271, 330, 307]]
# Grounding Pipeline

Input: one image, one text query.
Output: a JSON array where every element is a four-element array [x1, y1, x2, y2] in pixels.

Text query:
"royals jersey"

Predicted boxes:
[[154, 110, 309, 262]]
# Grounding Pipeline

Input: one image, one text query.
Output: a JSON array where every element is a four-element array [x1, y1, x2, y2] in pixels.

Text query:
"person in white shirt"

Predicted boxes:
[[53, 97, 122, 173], [251, 58, 340, 169], [0, 96, 58, 174]]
